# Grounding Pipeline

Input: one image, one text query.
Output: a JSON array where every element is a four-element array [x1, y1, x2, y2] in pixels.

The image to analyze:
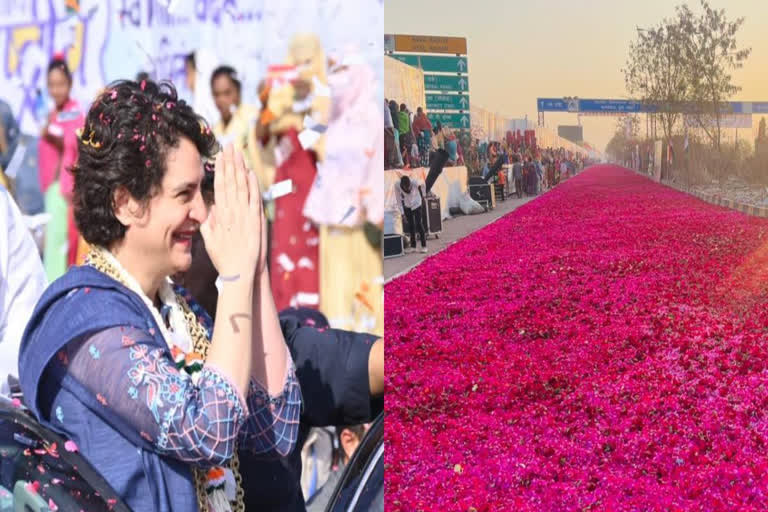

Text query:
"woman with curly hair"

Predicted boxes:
[[19, 79, 301, 511]]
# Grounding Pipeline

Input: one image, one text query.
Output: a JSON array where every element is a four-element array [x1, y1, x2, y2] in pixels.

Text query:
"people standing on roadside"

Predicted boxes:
[[384, 98, 397, 169], [397, 103, 412, 159], [534, 155, 543, 195], [389, 100, 404, 167], [512, 154, 523, 199], [412, 107, 433, 167]]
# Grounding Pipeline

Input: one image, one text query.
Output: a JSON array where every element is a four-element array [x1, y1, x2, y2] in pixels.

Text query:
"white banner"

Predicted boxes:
[[1, 0, 383, 134], [384, 55, 425, 114]]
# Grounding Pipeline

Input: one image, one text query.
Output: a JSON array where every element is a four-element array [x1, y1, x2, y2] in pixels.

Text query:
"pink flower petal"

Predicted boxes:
[[385, 164, 768, 509]]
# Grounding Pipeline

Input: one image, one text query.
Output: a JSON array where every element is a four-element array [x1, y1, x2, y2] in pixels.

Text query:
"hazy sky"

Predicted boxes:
[[385, 0, 768, 151]]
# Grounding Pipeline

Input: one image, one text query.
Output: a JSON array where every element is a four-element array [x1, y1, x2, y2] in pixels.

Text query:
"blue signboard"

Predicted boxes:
[[538, 97, 768, 115], [735, 102, 768, 114], [537, 98, 652, 113], [577, 99, 647, 113], [537, 98, 569, 112]]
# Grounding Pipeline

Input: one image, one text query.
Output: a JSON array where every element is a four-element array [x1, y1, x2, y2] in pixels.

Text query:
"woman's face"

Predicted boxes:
[[122, 137, 208, 277], [47, 68, 71, 109], [212, 75, 239, 121]]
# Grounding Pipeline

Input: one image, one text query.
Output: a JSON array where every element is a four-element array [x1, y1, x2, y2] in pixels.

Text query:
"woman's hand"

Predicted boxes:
[[200, 145, 266, 279]]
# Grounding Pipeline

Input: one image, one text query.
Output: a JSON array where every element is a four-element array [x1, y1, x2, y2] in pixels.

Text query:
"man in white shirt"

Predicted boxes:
[[396, 176, 427, 253], [184, 50, 220, 127], [0, 185, 47, 395]]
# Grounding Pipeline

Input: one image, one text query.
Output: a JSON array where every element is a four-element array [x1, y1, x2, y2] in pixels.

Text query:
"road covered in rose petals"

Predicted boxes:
[[385, 165, 768, 511]]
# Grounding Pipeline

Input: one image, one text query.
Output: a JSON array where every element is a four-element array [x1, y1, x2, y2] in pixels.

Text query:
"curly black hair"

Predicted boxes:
[[72, 79, 218, 247]]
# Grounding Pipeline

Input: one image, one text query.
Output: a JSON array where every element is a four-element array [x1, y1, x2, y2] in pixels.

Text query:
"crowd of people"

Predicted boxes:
[[383, 102, 586, 260], [381, 101, 586, 190], [505, 146, 585, 196], [0, 34, 383, 512], [461, 133, 585, 197], [383, 100, 463, 170], [468, 136, 584, 188]]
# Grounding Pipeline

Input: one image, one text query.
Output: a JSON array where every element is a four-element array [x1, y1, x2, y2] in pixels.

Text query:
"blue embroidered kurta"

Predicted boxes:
[[19, 266, 301, 511]]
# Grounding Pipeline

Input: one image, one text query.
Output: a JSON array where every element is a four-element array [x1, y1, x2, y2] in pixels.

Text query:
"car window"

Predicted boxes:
[[0, 403, 123, 512], [346, 443, 383, 512], [326, 413, 384, 512]]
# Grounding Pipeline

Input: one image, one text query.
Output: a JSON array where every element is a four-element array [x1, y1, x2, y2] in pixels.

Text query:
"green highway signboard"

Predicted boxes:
[[392, 54, 468, 73], [389, 50, 471, 125], [429, 112, 471, 129], [423, 74, 469, 92], [426, 93, 469, 111]]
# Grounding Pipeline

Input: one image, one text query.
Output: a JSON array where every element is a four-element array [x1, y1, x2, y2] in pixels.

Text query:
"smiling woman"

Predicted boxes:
[[71, 79, 217, 262], [17, 79, 302, 512]]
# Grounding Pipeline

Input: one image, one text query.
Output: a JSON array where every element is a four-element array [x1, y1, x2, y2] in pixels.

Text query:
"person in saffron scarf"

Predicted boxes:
[[38, 57, 85, 278], [19, 80, 301, 511]]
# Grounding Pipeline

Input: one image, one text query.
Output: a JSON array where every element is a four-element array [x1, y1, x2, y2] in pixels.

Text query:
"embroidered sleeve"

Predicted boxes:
[[61, 326, 247, 467], [173, 284, 302, 456], [238, 352, 302, 457]]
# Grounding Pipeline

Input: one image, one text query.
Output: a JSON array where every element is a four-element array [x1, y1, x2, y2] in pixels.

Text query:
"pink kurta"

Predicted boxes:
[[38, 98, 85, 266]]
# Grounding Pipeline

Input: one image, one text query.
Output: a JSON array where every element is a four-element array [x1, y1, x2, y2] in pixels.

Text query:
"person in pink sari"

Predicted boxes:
[[38, 57, 85, 269]]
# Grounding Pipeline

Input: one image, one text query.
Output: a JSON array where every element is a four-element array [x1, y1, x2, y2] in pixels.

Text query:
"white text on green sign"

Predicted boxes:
[[424, 75, 469, 92], [426, 94, 469, 111], [431, 113, 471, 129], [392, 54, 468, 73]]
